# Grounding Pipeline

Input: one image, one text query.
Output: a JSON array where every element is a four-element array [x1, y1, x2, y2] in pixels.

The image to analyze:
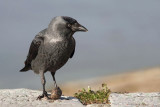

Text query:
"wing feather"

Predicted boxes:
[[70, 37, 76, 58], [20, 29, 46, 71]]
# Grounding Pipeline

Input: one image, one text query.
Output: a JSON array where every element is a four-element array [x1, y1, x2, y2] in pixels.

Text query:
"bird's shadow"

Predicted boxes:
[[60, 96, 77, 100], [46, 93, 76, 101]]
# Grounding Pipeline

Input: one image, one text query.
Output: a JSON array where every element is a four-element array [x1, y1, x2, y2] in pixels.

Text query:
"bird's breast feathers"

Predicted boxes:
[[49, 37, 63, 43]]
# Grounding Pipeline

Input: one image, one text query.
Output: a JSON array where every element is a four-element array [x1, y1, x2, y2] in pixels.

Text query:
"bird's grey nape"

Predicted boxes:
[[46, 16, 71, 36]]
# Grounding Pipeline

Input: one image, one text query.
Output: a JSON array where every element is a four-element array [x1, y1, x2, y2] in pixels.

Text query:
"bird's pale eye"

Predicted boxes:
[[67, 24, 71, 28]]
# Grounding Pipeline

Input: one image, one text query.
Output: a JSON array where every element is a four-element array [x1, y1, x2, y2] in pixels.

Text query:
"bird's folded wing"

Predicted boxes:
[[20, 34, 44, 71], [25, 39, 42, 65], [70, 37, 76, 58]]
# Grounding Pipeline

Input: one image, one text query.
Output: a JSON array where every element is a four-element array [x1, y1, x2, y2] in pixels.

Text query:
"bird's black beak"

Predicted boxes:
[[71, 22, 88, 32], [78, 25, 88, 32]]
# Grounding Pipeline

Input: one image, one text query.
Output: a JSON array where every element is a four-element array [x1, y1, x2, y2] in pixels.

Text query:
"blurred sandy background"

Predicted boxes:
[[58, 67, 160, 96]]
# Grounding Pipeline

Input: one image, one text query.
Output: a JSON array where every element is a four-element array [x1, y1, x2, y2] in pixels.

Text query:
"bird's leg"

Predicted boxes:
[[51, 72, 58, 88], [37, 71, 49, 100]]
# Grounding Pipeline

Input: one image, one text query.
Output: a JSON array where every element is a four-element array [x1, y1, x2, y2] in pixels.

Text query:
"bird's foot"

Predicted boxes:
[[37, 91, 50, 100]]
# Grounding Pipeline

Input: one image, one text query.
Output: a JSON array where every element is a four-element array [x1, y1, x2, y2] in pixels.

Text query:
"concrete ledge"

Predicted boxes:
[[0, 89, 84, 107], [0, 89, 160, 107], [110, 93, 160, 107]]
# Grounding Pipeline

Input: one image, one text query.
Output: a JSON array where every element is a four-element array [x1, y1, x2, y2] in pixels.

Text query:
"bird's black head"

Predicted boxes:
[[62, 16, 88, 32]]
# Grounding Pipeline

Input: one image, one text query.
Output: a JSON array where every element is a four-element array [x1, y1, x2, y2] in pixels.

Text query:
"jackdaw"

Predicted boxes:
[[20, 16, 88, 99]]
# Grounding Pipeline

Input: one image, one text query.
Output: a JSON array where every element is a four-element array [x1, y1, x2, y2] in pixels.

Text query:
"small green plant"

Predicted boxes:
[[74, 83, 111, 105]]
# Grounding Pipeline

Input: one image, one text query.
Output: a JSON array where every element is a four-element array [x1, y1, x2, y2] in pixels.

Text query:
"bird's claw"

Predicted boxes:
[[37, 91, 50, 100], [37, 95, 44, 100]]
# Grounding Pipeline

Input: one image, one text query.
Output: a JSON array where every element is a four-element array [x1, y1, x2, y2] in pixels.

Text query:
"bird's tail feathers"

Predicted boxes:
[[20, 66, 31, 72]]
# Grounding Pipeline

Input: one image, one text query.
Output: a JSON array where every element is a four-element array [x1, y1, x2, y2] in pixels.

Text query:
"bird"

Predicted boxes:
[[20, 16, 88, 99]]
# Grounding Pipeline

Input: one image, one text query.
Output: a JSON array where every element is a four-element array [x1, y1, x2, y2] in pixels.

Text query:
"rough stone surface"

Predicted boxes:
[[110, 93, 160, 107], [86, 104, 110, 107], [0, 89, 84, 107], [0, 89, 160, 107]]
